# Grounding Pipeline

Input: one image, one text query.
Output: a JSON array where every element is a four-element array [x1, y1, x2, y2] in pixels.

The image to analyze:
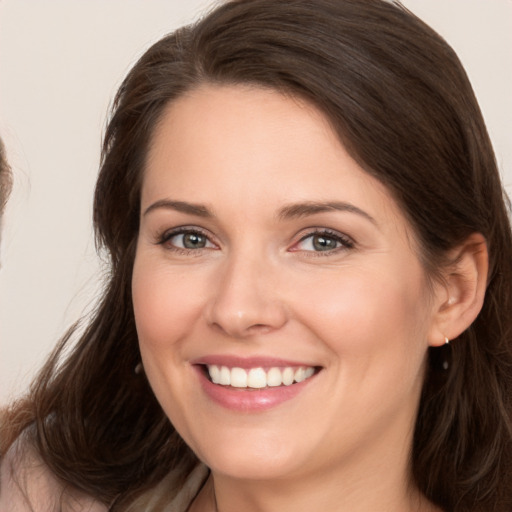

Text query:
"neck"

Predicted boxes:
[[209, 471, 430, 512]]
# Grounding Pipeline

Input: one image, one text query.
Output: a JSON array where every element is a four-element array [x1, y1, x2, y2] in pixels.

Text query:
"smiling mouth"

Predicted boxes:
[[203, 364, 319, 389]]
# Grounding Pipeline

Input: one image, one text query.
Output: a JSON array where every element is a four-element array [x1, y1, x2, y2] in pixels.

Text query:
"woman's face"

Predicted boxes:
[[132, 85, 441, 482]]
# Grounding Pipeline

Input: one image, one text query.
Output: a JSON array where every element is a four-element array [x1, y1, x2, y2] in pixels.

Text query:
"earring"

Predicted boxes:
[[442, 336, 450, 370], [135, 362, 143, 375]]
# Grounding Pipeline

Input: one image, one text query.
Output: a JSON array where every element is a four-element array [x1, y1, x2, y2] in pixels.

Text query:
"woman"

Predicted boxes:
[[1, 0, 511, 510]]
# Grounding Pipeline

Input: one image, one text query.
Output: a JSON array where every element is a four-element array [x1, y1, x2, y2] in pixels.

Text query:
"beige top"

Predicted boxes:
[[125, 464, 209, 512], [0, 433, 208, 512]]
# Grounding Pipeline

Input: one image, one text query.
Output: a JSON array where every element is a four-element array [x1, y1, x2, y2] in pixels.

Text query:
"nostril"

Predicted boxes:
[[246, 323, 272, 334]]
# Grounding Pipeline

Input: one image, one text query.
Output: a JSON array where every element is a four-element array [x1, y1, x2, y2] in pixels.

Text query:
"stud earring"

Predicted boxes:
[[135, 362, 143, 375], [445, 336, 450, 345]]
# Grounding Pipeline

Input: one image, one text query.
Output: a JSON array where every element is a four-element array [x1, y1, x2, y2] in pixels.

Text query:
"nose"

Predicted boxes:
[[205, 252, 288, 338]]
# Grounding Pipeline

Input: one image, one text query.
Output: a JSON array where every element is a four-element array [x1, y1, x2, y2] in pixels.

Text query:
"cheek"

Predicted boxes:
[[291, 263, 431, 366], [131, 256, 204, 418], [295, 266, 430, 430], [131, 262, 208, 413], [132, 257, 204, 351]]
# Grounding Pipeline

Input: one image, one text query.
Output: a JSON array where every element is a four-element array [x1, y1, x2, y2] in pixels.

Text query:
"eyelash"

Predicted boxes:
[[293, 229, 355, 257], [156, 227, 216, 255], [155, 227, 355, 256]]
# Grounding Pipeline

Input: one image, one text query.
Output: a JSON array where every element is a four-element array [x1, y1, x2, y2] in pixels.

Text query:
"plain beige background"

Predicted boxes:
[[1, 0, 511, 405]]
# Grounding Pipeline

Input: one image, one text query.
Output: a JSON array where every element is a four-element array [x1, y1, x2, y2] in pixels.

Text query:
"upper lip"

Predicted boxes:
[[191, 355, 319, 369]]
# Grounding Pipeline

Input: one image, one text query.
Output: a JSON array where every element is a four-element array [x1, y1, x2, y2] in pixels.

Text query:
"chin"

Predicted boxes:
[[207, 453, 301, 481], [195, 432, 309, 481]]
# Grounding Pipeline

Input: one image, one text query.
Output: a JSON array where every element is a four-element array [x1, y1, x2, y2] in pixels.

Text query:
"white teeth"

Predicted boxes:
[[219, 366, 231, 385], [266, 367, 282, 387], [231, 367, 247, 388], [209, 365, 221, 384], [294, 367, 306, 383], [282, 367, 294, 386], [247, 368, 267, 388], [206, 365, 316, 389]]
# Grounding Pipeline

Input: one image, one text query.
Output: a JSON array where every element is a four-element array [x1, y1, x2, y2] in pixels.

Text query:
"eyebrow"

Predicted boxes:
[[278, 201, 377, 225], [143, 199, 213, 218], [143, 198, 376, 225]]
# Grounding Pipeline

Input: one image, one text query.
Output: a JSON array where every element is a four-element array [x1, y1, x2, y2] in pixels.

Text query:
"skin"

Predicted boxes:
[[132, 84, 452, 512]]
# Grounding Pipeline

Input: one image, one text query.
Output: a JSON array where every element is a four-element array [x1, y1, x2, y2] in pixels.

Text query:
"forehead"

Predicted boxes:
[[143, 84, 405, 230], [146, 84, 338, 181]]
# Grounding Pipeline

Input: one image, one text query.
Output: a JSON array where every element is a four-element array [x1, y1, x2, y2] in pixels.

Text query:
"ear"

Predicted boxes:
[[428, 233, 488, 347]]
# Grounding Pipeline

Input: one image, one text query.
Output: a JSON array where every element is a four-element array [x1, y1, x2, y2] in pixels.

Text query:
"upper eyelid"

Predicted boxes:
[[296, 228, 354, 244], [286, 229, 354, 257], [157, 226, 217, 246], [162, 226, 208, 236], [160, 225, 211, 238], [154, 225, 354, 249]]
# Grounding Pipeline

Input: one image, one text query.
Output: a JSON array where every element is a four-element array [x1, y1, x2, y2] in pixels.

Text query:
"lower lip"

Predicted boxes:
[[195, 366, 317, 412]]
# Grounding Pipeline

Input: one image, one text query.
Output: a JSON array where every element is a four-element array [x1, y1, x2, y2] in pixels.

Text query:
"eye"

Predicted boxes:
[[158, 228, 217, 251], [293, 230, 354, 253]]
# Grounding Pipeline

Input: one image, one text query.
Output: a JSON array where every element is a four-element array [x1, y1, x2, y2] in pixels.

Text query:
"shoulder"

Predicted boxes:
[[123, 463, 209, 512], [0, 433, 108, 512]]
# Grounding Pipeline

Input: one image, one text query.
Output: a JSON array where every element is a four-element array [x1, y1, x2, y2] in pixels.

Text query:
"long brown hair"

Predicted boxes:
[[3, 1, 511, 510], [0, 138, 12, 214]]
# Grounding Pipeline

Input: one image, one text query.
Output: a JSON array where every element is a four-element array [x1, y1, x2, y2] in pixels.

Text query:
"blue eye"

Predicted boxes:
[[296, 231, 353, 253]]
